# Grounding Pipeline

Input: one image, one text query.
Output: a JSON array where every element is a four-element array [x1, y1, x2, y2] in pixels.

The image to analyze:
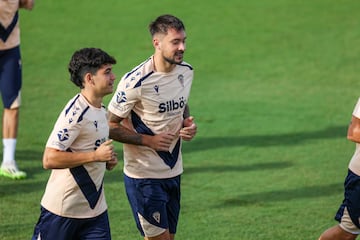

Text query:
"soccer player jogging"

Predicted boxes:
[[108, 14, 197, 240], [318, 98, 360, 240], [32, 48, 118, 240], [0, 0, 35, 179]]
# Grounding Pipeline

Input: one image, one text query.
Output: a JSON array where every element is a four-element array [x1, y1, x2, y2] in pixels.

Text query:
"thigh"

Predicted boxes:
[[319, 225, 357, 240], [165, 175, 181, 234], [124, 175, 177, 237], [32, 207, 77, 240], [32, 207, 111, 240], [79, 211, 111, 240], [124, 174, 146, 235], [0, 47, 22, 108], [335, 170, 360, 233]]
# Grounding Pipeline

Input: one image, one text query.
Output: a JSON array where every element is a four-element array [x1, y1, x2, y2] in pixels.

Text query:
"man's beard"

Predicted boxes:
[[163, 52, 183, 65]]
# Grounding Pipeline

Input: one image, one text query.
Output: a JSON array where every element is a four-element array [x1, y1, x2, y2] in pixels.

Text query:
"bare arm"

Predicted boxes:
[[43, 139, 116, 169], [19, 0, 34, 10], [347, 116, 360, 143], [108, 111, 175, 151], [108, 113, 143, 145]]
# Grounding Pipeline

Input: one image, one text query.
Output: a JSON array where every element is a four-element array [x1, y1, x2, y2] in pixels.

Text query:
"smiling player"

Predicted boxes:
[[32, 48, 118, 240], [108, 14, 197, 240]]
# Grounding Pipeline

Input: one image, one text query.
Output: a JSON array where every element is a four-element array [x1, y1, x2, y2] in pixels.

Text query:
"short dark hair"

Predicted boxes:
[[68, 48, 116, 88], [149, 14, 185, 37]]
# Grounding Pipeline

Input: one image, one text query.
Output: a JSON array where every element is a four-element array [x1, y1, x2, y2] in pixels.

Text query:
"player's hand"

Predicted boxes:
[[94, 139, 116, 162], [106, 154, 118, 171], [180, 116, 197, 141], [144, 132, 175, 151]]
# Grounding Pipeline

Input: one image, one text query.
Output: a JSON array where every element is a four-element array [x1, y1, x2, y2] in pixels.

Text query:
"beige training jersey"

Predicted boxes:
[[108, 56, 194, 179], [41, 94, 109, 218], [349, 98, 360, 176], [0, 0, 20, 50]]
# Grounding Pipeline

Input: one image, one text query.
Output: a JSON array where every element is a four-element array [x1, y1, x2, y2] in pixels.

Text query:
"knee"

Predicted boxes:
[[319, 228, 357, 240]]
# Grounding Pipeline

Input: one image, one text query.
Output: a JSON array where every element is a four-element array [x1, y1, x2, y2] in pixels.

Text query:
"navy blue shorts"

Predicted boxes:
[[335, 169, 360, 229], [124, 174, 181, 237], [0, 46, 22, 109], [32, 207, 111, 240]]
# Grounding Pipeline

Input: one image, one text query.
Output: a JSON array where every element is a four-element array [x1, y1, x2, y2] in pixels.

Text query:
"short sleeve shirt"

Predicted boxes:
[[108, 56, 194, 179], [349, 98, 360, 175], [0, 0, 20, 50], [41, 94, 109, 218]]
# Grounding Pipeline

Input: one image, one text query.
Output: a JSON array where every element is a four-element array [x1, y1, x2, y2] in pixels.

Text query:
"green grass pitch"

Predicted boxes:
[[1, 0, 360, 239]]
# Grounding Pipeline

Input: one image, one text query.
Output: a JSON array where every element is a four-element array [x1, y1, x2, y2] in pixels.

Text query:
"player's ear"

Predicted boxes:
[[153, 37, 161, 50], [84, 72, 94, 86]]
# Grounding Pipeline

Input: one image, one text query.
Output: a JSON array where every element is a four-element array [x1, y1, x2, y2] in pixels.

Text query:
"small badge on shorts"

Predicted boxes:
[[152, 212, 161, 223]]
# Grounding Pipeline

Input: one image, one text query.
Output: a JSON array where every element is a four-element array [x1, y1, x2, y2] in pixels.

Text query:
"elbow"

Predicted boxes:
[[348, 126, 360, 143], [42, 152, 54, 169], [42, 157, 51, 169], [43, 164, 51, 170], [348, 135, 360, 143]]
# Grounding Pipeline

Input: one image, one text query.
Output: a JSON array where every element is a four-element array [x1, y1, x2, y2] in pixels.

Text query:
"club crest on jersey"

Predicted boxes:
[[178, 74, 184, 87], [57, 129, 69, 141], [116, 91, 127, 103]]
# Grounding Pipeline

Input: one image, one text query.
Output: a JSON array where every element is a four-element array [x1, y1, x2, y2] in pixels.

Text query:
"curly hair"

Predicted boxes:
[[68, 48, 116, 88], [149, 14, 185, 37]]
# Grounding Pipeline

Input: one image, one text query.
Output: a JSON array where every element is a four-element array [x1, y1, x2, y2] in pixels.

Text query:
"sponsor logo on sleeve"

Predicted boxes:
[[57, 128, 69, 142], [116, 91, 127, 103]]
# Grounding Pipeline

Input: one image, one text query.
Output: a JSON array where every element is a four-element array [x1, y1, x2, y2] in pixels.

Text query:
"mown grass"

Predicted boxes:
[[1, 0, 360, 239]]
